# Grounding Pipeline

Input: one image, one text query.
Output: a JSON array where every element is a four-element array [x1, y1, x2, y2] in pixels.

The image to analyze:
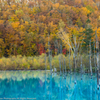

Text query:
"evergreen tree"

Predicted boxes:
[[82, 15, 94, 52]]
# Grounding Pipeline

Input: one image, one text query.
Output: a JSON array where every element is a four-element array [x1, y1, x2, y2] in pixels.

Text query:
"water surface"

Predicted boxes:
[[0, 71, 99, 100]]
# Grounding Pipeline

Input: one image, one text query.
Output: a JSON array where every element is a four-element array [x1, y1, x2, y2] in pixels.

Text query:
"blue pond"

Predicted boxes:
[[0, 71, 99, 100]]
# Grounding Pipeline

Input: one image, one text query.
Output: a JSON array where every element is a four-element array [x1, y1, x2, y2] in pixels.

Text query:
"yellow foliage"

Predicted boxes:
[[0, 59, 3, 63], [3, 13, 7, 19], [52, 11, 61, 18], [32, 7, 40, 14], [34, 59, 37, 63], [32, 44, 35, 49], [59, 5, 65, 11], [39, 15, 46, 22], [25, 21, 29, 25], [48, 21, 57, 34], [81, 7, 91, 15], [0, 38, 3, 42], [99, 16, 100, 20], [9, 14, 19, 22], [97, 27, 100, 41], [57, 26, 84, 51], [11, 22, 20, 29], [53, 3, 59, 9], [20, 25, 24, 31], [0, 20, 4, 24], [11, 4, 16, 10], [40, 5, 48, 12], [22, 58, 26, 63], [75, 0, 81, 4]]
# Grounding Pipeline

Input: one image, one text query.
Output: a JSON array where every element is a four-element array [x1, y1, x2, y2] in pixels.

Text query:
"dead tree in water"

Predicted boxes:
[[48, 35, 52, 74], [57, 28, 84, 84], [80, 55, 83, 80], [89, 40, 92, 79], [94, 42, 96, 73], [69, 48, 71, 74], [95, 30, 99, 90]]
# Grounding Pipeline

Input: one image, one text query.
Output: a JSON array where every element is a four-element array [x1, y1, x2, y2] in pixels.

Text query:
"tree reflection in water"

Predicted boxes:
[[0, 71, 99, 100]]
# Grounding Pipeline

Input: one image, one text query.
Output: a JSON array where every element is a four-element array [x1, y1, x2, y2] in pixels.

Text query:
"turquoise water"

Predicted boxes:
[[0, 71, 99, 100]]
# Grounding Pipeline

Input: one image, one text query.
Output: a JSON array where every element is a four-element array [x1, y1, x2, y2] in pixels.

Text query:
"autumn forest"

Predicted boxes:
[[0, 0, 100, 57]]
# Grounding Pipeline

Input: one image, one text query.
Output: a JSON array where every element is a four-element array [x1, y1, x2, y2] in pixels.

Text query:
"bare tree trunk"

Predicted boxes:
[[89, 40, 92, 79], [62, 56, 64, 76], [75, 50, 77, 70], [59, 56, 61, 75], [48, 35, 52, 74], [81, 56, 83, 80], [60, 44, 62, 75], [69, 48, 71, 73], [95, 30, 99, 89], [73, 51, 77, 84], [64, 58, 66, 76], [45, 53, 47, 74], [94, 42, 96, 73]]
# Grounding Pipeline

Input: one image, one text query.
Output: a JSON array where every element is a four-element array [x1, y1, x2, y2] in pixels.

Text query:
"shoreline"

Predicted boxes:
[[0, 69, 96, 74], [0, 69, 51, 71]]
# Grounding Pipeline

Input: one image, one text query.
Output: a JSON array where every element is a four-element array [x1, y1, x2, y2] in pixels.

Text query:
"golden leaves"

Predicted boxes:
[[97, 27, 100, 41], [11, 4, 17, 10], [11, 22, 20, 29], [0, 20, 4, 24], [58, 19, 65, 29], [53, 3, 59, 9], [39, 15, 46, 22], [48, 21, 58, 34], [81, 7, 91, 16], [25, 21, 29, 25], [20, 25, 24, 31], [99, 16, 100, 20], [0, 38, 4, 45], [9, 14, 19, 22], [75, 0, 82, 4], [40, 5, 48, 12]]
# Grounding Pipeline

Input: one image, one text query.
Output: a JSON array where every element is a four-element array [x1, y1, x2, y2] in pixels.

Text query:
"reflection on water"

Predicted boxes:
[[0, 71, 100, 100]]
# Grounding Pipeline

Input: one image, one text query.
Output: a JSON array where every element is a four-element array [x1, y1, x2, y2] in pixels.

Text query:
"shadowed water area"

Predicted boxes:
[[0, 71, 100, 100]]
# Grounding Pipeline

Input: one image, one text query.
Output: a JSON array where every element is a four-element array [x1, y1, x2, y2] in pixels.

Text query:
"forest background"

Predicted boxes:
[[0, 0, 100, 70]]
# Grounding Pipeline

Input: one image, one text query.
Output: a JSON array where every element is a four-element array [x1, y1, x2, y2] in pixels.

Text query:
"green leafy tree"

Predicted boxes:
[[82, 17, 94, 52]]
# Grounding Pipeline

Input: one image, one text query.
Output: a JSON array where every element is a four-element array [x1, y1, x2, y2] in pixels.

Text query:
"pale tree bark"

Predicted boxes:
[[69, 48, 71, 73], [57, 29, 83, 84], [95, 30, 99, 89], [64, 58, 66, 76], [94, 42, 96, 73], [80, 56, 83, 80], [48, 34, 52, 74], [89, 40, 92, 79]]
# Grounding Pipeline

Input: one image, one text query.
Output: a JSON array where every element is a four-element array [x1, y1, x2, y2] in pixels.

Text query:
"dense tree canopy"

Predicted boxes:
[[0, 0, 100, 57]]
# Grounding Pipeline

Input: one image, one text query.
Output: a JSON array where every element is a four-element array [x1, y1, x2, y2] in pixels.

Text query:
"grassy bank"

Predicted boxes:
[[0, 53, 96, 72]]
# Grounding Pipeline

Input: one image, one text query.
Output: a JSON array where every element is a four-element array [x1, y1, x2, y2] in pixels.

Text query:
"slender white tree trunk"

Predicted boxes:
[[69, 48, 71, 73], [81, 56, 83, 80], [95, 30, 99, 89], [89, 40, 92, 79]]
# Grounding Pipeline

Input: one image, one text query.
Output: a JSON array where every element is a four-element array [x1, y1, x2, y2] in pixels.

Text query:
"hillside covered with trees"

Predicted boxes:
[[0, 0, 100, 57]]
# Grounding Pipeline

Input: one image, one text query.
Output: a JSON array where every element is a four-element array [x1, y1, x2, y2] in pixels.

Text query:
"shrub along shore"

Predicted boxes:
[[0, 53, 96, 72]]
